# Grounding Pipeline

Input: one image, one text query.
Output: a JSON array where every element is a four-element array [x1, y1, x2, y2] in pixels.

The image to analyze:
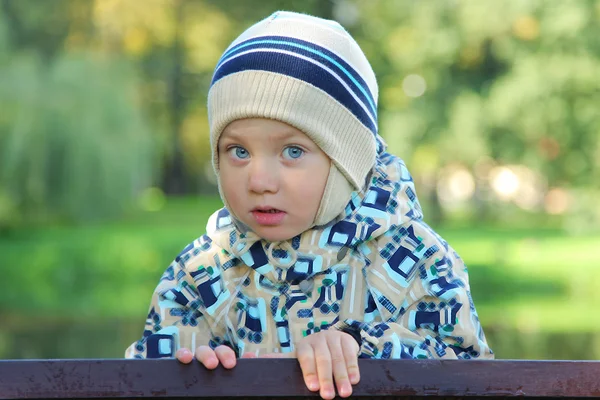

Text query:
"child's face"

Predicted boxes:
[[218, 118, 330, 242]]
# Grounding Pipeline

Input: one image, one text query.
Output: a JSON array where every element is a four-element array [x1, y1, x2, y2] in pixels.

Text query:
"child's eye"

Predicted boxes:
[[228, 146, 250, 159], [283, 146, 304, 160]]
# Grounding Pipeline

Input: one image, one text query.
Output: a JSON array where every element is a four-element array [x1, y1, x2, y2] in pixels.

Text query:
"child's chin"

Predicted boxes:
[[254, 226, 300, 242]]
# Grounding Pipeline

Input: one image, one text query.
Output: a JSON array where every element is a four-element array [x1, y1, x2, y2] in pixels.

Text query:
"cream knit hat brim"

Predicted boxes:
[[209, 70, 376, 191]]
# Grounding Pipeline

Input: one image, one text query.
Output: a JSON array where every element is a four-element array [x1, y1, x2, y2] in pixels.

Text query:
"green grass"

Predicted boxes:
[[1, 196, 599, 333], [0, 196, 224, 318], [439, 226, 600, 333]]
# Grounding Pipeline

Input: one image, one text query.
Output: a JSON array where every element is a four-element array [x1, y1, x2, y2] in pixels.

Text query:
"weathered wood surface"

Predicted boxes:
[[1, 359, 599, 399]]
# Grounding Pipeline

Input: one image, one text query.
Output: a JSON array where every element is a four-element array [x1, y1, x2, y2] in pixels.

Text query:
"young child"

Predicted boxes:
[[126, 10, 494, 399]]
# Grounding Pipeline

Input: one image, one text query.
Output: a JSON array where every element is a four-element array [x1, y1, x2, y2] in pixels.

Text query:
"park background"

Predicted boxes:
[[0, 0, 599, 360]]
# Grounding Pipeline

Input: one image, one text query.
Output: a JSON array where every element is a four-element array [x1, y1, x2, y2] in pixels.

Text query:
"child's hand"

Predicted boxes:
[[243, 330, 360, 399], [295, 330, 360, 399], [176, 345, 237, 369]]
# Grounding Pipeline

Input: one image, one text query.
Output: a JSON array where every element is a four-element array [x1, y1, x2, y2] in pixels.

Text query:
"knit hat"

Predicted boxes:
[[208, 11, 378, 227]]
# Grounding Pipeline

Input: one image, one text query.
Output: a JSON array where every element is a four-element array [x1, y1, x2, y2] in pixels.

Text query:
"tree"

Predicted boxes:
[[0, 6, 156, 227]]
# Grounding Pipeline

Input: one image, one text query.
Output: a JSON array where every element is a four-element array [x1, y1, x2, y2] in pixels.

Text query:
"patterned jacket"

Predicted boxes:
[[125, 152, 493, 360]]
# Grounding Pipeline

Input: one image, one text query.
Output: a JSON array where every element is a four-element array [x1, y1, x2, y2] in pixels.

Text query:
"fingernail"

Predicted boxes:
[[340, 384, 351, 397], [322, 389, 334, 399], [308, 381, 319, 391]]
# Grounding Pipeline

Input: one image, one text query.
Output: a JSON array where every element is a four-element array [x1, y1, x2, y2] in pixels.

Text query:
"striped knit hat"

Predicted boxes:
[[208, 11, 378, 227]]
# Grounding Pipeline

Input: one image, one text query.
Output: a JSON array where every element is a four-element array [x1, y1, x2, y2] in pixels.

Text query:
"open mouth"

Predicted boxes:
[[251, 207, 286, 225], [252, 206, 283, 213]]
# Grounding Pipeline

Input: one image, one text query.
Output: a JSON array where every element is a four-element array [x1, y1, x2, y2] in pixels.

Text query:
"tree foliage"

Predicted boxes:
[[0, 6, 157, 227], [0, 0, 598, 226]]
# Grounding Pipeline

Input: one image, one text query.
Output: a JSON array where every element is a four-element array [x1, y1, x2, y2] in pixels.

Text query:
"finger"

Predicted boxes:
[[328, 335, 352, 398], [241, 352, 257, 358], [341, 334, 360, 385], [195, 345, 218, 369], [215, 345, 237, 369], [313, 338, 335, 400], [296, 341, 320, 393], [175, 348, 194, 364]]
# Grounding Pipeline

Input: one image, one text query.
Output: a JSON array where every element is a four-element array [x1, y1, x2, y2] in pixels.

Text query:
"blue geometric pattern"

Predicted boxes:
[[125, 154, 493, 361]]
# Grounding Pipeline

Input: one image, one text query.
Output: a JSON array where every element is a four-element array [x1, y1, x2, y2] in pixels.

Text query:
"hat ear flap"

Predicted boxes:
[[313, 163, 356, 227]]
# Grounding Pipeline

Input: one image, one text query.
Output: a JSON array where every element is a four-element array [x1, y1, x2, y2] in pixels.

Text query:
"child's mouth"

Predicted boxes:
[[251, 208, 286, 225]]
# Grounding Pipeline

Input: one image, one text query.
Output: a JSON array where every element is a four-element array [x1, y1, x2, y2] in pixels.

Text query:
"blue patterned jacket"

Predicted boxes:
[[126, 153, 493, 360]]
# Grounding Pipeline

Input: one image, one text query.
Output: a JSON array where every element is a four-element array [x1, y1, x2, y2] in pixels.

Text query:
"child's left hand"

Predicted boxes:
[[242, 330, 360, 399]]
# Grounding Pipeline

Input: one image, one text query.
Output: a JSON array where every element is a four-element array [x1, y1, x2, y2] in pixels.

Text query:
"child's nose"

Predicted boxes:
[[248, 159, 279, 194]]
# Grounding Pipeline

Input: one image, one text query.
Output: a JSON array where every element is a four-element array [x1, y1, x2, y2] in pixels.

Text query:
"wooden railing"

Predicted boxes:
[[1, 359, 600, 399]]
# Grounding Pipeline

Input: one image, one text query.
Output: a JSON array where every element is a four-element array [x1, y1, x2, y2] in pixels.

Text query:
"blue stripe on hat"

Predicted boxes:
[[212, 50, 378, 135], [213, 36, 377, 122]]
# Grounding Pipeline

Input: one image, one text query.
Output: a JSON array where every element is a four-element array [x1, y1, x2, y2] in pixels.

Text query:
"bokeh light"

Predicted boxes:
[[402, 74, 426, 98], [544, 187, 571, 215]]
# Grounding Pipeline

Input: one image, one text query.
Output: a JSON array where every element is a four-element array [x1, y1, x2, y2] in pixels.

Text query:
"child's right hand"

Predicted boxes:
[[175, 345, 238, 369]]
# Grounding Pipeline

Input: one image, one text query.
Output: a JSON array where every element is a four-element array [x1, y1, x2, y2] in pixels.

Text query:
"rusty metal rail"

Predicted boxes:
[[1, 359, 599, 399]]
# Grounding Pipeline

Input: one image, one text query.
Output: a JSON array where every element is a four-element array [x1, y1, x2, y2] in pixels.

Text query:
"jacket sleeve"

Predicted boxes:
[[336, 219, 494, 360], [124, 245, 219, 359]]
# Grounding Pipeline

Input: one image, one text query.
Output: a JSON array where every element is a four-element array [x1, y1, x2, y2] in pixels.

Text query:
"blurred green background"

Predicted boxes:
[[0, 0, 599, 360]]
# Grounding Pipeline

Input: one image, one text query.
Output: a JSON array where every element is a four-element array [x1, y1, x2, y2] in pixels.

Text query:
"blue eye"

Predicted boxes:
[[229, 146, 249, 159], [283, 146, 304, 160]]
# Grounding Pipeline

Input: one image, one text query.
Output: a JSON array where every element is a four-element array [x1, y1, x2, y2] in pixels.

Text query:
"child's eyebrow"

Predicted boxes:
[[219, 130, 248, 144], [270, 130, 304, 141]]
